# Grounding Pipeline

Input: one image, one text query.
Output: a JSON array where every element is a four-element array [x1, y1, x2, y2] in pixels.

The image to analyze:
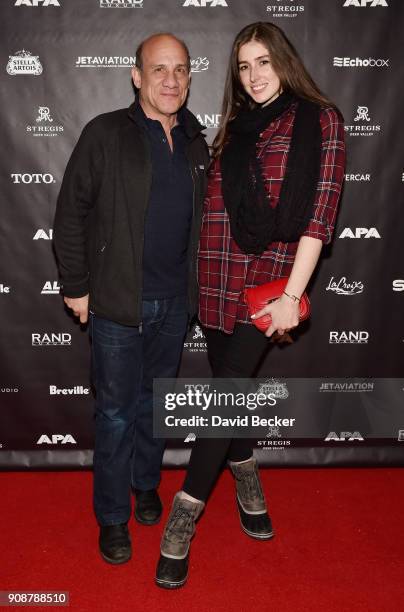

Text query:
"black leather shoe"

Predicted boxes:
[[155, 553, 189, 589], [134, 489, 162, 525], [236, 498, 274, 540], [99, 523, 131, 564]]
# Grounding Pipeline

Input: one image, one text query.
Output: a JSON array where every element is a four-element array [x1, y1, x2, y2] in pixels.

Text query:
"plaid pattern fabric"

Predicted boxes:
[[198, 104, 346, 333]]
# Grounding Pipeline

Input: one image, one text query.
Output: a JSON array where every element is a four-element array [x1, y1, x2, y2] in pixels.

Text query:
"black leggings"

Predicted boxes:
[[182, 323, 271, 501]]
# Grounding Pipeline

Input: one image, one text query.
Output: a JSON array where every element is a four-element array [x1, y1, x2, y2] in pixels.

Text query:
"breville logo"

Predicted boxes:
[[41, 281, 60, 294], [37, 434, 77, 444], [75, 56, 136, 68], [338, 227, 380, 239], [11, 173, 55, 184], [33, 228, 53, 240], [325, 432, 364, 441], [190, 57, 209, 72], [27, 106, 64, 137], [49, 385, 90, 395], [0, 284, 11, 293], [329, 331, 369, 344], [319, 382, 374, 392], [326, 276, 364, 295], [6, 50, 43, 75], [196, 113, 221, 129], [343, 0, 387, 6], [333, 57, 389, 68], [32, 333, 71, 346]]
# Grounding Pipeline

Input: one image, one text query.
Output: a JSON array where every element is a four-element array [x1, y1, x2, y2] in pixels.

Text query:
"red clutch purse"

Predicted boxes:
[[242, 278, 310, 333]]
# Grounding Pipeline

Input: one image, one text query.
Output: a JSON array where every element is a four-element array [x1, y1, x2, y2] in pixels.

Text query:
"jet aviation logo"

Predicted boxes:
[[6, 50, 43, 75]]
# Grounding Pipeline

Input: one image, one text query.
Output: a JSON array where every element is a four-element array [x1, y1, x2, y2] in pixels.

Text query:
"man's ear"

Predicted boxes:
[[131, 66, 141, 89]]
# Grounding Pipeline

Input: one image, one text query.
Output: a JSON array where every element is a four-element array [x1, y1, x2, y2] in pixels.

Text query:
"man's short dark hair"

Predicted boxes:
[[135, 33, 191, 72]]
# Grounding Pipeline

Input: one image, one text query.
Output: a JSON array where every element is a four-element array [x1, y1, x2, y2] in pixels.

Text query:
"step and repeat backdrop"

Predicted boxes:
[[1, 0, 403, 469]]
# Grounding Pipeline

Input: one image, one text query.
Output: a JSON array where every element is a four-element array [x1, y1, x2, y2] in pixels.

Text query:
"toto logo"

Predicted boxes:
[[32, 333, 71, 346], [326, 276, 364, 295], [6, 50, 43, 75], [11, 173, 55, 184]]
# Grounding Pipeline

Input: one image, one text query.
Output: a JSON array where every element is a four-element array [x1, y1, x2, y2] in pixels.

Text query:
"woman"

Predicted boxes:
[[155, 22, 345, 588]]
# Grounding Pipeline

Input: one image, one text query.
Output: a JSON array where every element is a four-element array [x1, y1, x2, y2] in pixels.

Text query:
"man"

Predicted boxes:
[[54, 33, 208, 564]]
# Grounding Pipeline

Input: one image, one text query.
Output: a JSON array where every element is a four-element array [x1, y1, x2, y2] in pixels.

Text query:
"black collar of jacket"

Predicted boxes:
[[127, 97, 204, 141]]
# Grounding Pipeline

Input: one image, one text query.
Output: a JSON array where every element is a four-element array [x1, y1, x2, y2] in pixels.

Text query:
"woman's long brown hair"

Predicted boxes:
[[212, 22, 336, 158]]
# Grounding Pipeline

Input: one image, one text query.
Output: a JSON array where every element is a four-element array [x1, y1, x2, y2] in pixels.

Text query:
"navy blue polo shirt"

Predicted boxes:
[[135, 103, 194, 300]]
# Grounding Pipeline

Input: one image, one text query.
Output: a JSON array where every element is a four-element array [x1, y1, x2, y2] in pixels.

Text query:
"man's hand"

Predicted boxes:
[[64, 294, 89, 324]]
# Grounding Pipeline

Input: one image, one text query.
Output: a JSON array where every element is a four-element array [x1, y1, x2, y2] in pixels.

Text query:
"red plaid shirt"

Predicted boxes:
[[198, 104, 346, 334]]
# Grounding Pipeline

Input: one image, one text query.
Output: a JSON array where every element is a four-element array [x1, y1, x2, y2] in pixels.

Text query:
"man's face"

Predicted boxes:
[[132, 35, 190, 121]]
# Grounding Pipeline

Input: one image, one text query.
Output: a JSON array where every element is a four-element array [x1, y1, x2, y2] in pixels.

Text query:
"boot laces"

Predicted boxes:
[[166, 506, 194, 542], [236, 470, 263, 502]]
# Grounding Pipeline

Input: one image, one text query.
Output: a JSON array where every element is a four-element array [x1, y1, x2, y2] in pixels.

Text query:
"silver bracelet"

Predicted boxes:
[[283, 290, 301, 303]]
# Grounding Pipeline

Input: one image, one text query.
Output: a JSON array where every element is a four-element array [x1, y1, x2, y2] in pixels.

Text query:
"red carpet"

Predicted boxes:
[[1, 468, 403, 611]]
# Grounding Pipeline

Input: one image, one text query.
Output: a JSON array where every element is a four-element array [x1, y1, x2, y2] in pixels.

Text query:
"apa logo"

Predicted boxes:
[[343, 0, 387, 6], [183, 0, 228, 6], [32, 333, 71, 346], [0, 284, 11, 294], [15, 0, 60, 5], [6, 50, 43, 75], [329, 331, 369, 344], [338, 227, 381, 239], [11, 173, 55, 184], [33, 228, 53, 240], [190, 57, 209, 72], [392, 280, 404, 292], [41, 281, 60, 294], [196, 114, 221, 129], [325, 432, 364, 441], [326, 276, 364, 295], [184, 433, 197, 442], [37, 434, 77, 445]]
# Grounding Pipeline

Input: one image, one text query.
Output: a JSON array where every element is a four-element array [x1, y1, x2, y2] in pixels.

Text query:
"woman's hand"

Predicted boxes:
[[251, 293, 300, 338]]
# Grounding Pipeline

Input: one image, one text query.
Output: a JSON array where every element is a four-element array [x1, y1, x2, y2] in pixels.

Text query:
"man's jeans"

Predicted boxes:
[[90, 296, 188, 526]]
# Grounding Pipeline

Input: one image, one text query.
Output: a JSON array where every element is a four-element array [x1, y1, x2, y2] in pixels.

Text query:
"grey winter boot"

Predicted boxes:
[[229, 457, 274, 540], [155, 492, 204, 589]]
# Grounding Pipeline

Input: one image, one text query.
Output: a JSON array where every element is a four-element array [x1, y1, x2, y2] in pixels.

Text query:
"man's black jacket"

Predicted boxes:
[[54, 101, 209, 326]]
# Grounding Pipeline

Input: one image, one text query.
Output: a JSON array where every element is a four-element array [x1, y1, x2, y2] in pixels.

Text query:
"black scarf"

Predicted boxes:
[[220, 92, 322, 255]]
